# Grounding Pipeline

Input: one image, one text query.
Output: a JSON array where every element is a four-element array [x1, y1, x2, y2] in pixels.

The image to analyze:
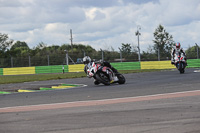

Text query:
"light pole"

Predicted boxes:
[[28, 53, 31, 66], [135, 25, 141, 62], [70, 29, 73, 53], [64, 50, 69, 65], [100, 49, 104, 61], [47, 55, 50, 66], [195, 43, 199, 59], [82, 49, 86, 57], [118, 47, 123, 62]]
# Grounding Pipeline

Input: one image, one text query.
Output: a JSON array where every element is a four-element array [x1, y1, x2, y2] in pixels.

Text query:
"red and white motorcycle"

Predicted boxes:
[[87, 62, 125, 85], [174, 51, 187, 74]]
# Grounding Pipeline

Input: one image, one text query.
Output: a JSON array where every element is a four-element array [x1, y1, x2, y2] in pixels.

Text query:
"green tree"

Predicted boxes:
[[9, 41, 30, 56], [186, 45, 200, 59], [142, 45, 157, 61], [119, 43, 132, 55], [118, 43, 138, 61], [10, 41, 29, 50], [153, 24, 175, 60], [35, 42, 47, 49], [0, 33, 13, 54]]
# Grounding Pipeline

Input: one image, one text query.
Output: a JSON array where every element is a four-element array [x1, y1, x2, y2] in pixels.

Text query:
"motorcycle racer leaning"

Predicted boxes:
[[171, 42, 187, 65], [83, 56, 119, 85]]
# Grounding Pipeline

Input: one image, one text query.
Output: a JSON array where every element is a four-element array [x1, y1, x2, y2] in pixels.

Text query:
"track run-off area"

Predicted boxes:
[[0, 68, 200, 133]]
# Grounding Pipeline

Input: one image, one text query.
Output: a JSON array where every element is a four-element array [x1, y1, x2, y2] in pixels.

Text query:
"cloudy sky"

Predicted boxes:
[[0, 0, 200, 51]]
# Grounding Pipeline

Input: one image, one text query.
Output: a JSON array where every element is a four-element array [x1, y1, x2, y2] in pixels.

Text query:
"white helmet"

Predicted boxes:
[[83, 56, 91, 64]]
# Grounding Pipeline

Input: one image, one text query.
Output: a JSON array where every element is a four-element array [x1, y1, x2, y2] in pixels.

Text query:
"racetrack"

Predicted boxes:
[[0, 68, 200, 133]]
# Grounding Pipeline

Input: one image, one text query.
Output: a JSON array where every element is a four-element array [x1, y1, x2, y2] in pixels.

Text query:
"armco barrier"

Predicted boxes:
[[0, 68, 3, 75], [141, 60, 176, 69], [187, 59, 200, 68], [68, 64, 85, 72], [35, 65, 68, 74], [3, 67, 35, 75], [111, 62, 141, 70]]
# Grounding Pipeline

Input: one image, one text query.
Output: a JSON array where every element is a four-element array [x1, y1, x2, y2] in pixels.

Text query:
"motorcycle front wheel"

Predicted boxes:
[[116, 74, 126, 84], [179, 62, 185, 74], [180, 69, 185, 74]]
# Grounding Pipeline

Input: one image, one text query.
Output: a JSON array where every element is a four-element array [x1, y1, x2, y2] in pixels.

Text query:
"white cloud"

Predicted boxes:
[[0, 0, 200, 52], [159, 0, 200, 26], [85, 8, 104, 20]]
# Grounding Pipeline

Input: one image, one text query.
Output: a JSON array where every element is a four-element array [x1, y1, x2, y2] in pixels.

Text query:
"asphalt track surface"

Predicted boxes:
[[0, 68, 200, 133]]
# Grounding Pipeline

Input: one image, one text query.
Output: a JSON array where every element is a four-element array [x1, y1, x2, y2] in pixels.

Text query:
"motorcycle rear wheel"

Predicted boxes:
[[95, 72, 110, 85]]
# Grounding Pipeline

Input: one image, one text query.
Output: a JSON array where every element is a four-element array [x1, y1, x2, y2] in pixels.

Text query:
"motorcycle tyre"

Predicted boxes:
[[179, 62, 185, 74], [116, 74, 126, 84], [180, 69, 185, 74], [95, 72, 111, 86]]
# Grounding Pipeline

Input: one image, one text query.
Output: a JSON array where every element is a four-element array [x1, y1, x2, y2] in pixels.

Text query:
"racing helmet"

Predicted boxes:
[[83, 56, 91, 64], [176, 42, 181, 49]]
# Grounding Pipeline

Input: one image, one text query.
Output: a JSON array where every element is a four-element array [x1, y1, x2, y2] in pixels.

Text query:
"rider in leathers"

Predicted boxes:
[[83, 56, 118, 85], [171, 42, 187, 65]]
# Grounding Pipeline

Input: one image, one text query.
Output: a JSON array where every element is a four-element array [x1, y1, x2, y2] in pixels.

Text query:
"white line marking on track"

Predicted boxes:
[[194, 70, 200, 72]]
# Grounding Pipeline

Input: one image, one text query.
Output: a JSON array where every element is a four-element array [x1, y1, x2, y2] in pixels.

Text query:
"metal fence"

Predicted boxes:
[[0, 55, 67, 68], [0, 47, 199, 68], [0, 51, 140, 68]]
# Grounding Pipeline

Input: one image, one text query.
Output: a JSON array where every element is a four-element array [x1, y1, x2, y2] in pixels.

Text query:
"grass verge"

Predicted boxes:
[[0, 69, 166, 84]]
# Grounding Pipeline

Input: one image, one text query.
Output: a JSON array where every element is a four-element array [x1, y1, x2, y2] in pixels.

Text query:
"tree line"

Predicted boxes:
[[0, 25, 199, 68]]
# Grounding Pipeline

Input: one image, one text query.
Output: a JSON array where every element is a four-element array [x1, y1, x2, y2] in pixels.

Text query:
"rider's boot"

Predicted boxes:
[[110, 80, 114, 83]]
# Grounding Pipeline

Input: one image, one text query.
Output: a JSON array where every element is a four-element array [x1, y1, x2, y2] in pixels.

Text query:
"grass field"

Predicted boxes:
[[0, 69, 166, 84]]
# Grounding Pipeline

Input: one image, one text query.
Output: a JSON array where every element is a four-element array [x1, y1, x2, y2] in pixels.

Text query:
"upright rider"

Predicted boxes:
[[171, 42, 187, 65]]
